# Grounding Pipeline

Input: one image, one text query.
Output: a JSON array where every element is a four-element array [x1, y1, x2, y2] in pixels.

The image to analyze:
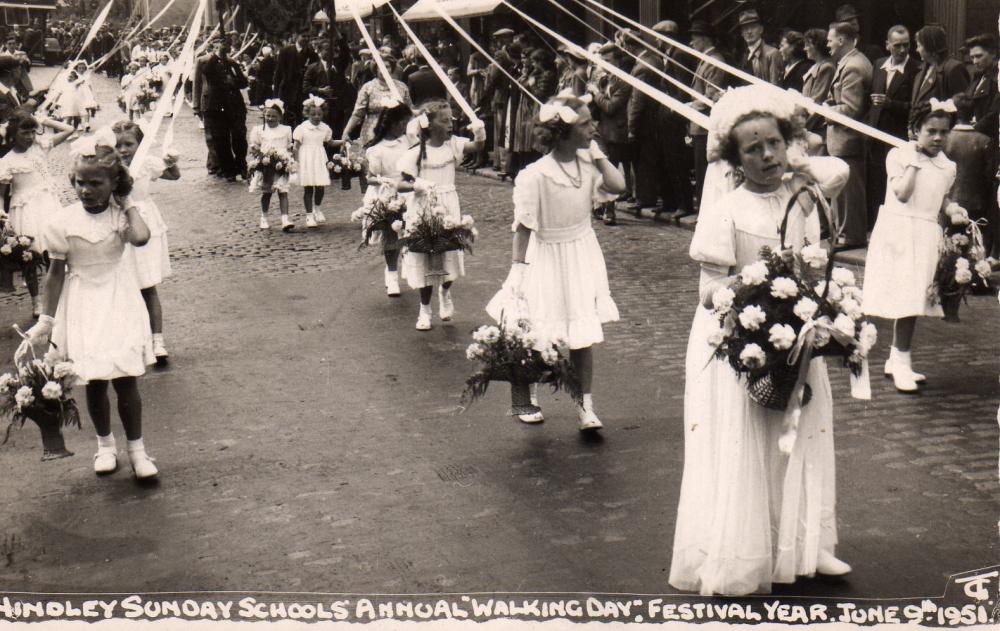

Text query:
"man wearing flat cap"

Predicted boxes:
[[738, 9, 782, 85], [478, 29, 515, 173]]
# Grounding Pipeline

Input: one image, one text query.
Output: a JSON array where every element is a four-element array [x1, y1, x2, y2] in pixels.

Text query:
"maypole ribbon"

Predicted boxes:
[[348, 1, 402, 102], [389, 0, 480, 124], [42, 0, 116, 112], [430, 1, 541, 106], [234, 32, 259, 59], [500, 0, 709, 130]]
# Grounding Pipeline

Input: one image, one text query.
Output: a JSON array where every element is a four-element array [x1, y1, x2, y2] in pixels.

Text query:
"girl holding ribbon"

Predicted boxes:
[[22, 136, 158, 480], [670, 86, 852, 596], [396, 100, 485, 330], [293, 95, 336, 229], [250, 99, 295, 231], [862, 99, 958, 393]]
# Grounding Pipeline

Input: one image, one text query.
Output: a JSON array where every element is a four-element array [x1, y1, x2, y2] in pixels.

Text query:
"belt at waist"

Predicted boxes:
[[433, 184, 457, 194], [536, 222, 593, 244], [880, 205, 940, 223]]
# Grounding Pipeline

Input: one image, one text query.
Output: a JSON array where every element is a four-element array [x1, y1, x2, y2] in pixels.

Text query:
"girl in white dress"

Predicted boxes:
[[72, 61, 98, 131], [669, 86, 852, 596], [0, 111, 77, 317], [113, 121, 180, 365], [250, 100, 295, 231], [120, 62, 142, 120], [293, 96, 334, 229], [396, 100, 485, 330], [23, 140, 158, 481], [862, 102, 956, 393], [363, 103, 414, 297], [486, 91, 625, 429]]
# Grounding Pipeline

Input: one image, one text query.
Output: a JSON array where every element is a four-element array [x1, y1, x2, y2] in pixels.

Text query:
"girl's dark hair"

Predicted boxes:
[[916, 25, 949, 62], [803, 28, 829, 58], [366, 102, 413, 149], [70, 145, 134, 197], [111, 119, 143, 143], [413, 99, 451, 176], [909, 100, 954, 132], [718, 111, 802, 168], [951, 93, 974, 124], [4, 110, 38, 147], [532, 94, 590, 153], [782, 30, 806, 61]]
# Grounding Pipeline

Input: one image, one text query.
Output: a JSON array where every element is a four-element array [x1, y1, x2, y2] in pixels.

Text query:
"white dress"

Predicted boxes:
[[125, 156, 171, 288], [248, 124, 293, 194], [862, 144, 954, 319], [670, 158, 850, 597], [397, 136, 468, 289], [76, 74, 98, 110], [363, 136, 411, 244], [46, 202, 154, 385], [0, 137, 61, 253], [293, 121, 332, 187], [485, 150, 620, 349]]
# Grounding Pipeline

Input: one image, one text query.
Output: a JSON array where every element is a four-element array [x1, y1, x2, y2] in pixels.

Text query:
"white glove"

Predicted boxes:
[[588, 139, 607, 161], [412, 177, 433, 195], [16, 315, 54, 364], [469, 119, 486, 142]]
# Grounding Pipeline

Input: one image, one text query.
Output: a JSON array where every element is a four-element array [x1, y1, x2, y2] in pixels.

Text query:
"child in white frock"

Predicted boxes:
[[486, 91, 625, 430], [293, 96, 335, 228], [250, 100, 295, 231], [862, 102, 957, 393], [24, 139, 158, 481], [112, 121, 180, 365], [0, 111, 77, 317], [396, 100, 485, 330], [670, 86, 852, 596], [362, 103, 414, 297]]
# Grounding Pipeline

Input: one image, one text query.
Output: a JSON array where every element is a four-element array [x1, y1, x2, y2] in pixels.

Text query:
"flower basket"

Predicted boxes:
[[747, 363, 813, 411], [24, 407, 73, 460], [940, 292, 962, 323], [247, 146, 295, 188], [928, 205, 990, 322], [0, 229, 40, 274], [397, 189, 477, 265], [351, 189, 406, 250]]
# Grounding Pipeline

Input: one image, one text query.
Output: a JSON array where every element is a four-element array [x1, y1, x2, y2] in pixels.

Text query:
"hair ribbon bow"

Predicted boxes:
[[264, 98, 285, 113], [929, 97, 957, 113], [69, 127, 116, 158], [416, 113, 430, 129], [302, 94, 325, 108]]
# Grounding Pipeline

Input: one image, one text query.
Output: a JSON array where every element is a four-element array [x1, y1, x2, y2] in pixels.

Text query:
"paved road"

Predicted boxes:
[[0, 68, 996, 600]]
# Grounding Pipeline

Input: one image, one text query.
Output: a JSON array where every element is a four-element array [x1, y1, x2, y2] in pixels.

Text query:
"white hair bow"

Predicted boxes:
[[416, 113, 430, 129], [69, 127, 116, 158], [929, 97, 957, 113], [538, 102, 579, 124], [264, 98, 285, 113], [302, 93, 325, 109]]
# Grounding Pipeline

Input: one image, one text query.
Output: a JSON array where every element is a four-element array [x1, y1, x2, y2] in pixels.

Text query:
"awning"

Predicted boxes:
[[333, 0, 390, 21], [402, 0, 502, 21], [0, 0, 56, 8]]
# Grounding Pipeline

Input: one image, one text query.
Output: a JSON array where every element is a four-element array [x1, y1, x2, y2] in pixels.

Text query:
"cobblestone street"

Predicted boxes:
[[0, 70, 996, 600]]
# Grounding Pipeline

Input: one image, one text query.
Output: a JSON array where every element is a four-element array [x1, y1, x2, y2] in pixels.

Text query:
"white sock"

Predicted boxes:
[[97, 434, 115, 450], [281, 214, 289, 221], [152, 333, 164, 344], [581, 393, 593, 411], [127, 438, 145, 454]]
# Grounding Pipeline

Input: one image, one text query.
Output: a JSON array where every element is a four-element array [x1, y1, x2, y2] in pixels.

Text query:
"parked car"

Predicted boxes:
[[43, 37, 63, 65]]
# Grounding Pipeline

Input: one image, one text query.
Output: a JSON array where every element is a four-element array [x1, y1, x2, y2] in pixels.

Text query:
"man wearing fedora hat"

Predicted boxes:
[[738, 9, 782, 85], [688, 20, 728, 213]]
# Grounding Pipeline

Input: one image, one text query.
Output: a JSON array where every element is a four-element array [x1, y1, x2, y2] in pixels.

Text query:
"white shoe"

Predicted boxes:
[[517, 410, 545, 424], [415, 305, 432, 331], [816, 549, 852, 576], [384, 268, 400, 297], [281, 216, 294, 232], [128, 449, 158, 480], [305, 213, 318, 228], [884, 352, 926, 383], [93, 446, 117, 474], [313, 209, 326, 223], [31, 295, 42, 318], [259, 216, 270, 230], [152, 336, 169, 365], [890, 350, 920, 393], [438, 287, 454, 321]]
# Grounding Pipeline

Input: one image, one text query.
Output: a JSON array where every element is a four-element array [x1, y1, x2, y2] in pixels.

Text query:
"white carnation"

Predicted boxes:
[[955, 257, 970, 270], [831, 267, 856, 287], [737, 305, 767, 331], [739, 261, 769, 286], [800, 243, 828, 269], [833, 313, 856, 337], [465, 343, 485, 361], [858, 321, 878, 355], [974, 259, 991, 278], [955, 268, 973, 284], [41, 381, 62, 400], [768, 323, 797, 351], [793, 297, 819, 321], [53, 362, 74, 380], [14, 385, 34, 409], [711, 286, 735, 312], [739, 343, 766, 369], [840, 297, 863, 320], [769, 277, 799, 299]]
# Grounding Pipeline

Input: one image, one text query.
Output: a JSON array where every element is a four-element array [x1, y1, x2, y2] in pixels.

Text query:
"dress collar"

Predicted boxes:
[[535, 149, 594, 188]]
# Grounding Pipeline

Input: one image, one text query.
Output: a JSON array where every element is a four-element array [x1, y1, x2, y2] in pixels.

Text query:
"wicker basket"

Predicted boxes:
[[747, 363, 812, 411]]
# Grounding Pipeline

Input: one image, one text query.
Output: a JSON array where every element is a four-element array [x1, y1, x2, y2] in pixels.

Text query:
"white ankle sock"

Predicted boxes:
[[581, 393, 593, 411], [97, 434, 115, 450], [152, 333, 164, 344], [127, 438, 145, 454]]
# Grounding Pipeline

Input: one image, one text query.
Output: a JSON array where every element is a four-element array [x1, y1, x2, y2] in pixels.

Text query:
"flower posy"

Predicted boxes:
[[738, 305, 767, 331]]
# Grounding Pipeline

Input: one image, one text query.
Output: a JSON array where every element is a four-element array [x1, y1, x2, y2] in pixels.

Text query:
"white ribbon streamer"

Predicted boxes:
[[348, 1, 402, 102]]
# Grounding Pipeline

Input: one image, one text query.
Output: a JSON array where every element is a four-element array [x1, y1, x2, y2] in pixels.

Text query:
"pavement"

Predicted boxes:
[[0, 68, 996, 600]]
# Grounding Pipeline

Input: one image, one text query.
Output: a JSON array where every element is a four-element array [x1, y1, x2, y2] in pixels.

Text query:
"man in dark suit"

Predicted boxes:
[[273, 33, 317, 125], [964, 34, 999, 141], [866, 25, 919, 224], [192, 49, 220, 176], [407, 61, 447, 109], [737, 10, 782, 85], [199, 37, 249, 182], [477, 29, 515, 172], [303, 40, 334, 102]]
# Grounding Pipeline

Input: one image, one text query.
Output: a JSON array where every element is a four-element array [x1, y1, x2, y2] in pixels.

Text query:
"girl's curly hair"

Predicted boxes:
[[532, 93, 590, 153], [3, 109, 39, 148], [71, 145, 134, 198], [717, 111, 802, 168], [111, 119, 144, 143], [366, 102, 413, 149]]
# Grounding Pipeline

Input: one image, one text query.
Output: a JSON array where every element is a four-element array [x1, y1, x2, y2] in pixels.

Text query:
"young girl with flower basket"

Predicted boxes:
[[485, 90, 625, 429], [0, 111, 77, 318], [249, 99, 296, 231], [670, 86, 852, 596], [396, 100, 486, 330], [358, 102, 413, 297], [862, 99, 964, 393], [113, 121, 181, 365], [293, 95, 337, 229], [21, 137, 158, 480]]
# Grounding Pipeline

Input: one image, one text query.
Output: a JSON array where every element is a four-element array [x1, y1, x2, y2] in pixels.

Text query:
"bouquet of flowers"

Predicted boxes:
[[928, 203, 992, 322], [350, 186, 406, 249], [329, 144, 367, 191], [0, 227, 38, 273], [247, 146, 296, 187], [135, 77, 159, 110], [0, 344, 81, 461], [462, 320, 581, 411], [395, 188, 476, 260]]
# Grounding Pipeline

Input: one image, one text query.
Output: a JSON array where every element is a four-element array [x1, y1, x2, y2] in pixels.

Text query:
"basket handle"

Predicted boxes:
[[778, 184, 841, 300]]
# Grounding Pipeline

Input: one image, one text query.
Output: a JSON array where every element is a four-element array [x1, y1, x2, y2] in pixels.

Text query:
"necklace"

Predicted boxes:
[[555, 156, 582, 188]]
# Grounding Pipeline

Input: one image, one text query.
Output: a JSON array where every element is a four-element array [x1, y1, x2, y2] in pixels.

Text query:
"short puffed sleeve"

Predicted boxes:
[[44, 210, 70, 260], [943, 158, 957, 192], [449, 135, 470, 162], [364, 145, 382, 176], [249, 126, 263, 147], [689, 193, 737, 268], [396, 145, 420, 179], [292, 123, 305, 142], [511, 166, 541, 232], [0, 158, 11, 184], [282, 126, 293, 147], [322, 123, 333, 143], [885, 146, 908, 180]]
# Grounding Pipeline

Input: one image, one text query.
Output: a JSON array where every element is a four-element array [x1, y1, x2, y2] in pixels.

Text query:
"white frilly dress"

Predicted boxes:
[[0, 137, 62, 253], [862, 144, 954, 319], [46, 202, 154, 385], [397, 136, 468, 289], [125, 156, 171, 288], [293, 121, 332, 187], [669, 158, 850, 596], [248, 124, 293, 194], [485, 150, 620, 349]]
